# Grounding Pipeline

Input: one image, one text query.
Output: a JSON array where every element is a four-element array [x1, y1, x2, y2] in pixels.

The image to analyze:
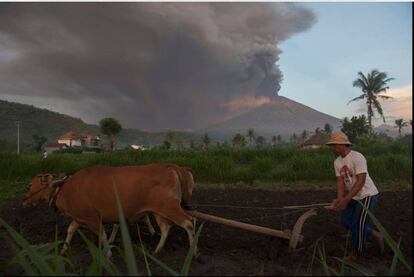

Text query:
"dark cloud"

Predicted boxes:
[[0, 2, 315, 131]]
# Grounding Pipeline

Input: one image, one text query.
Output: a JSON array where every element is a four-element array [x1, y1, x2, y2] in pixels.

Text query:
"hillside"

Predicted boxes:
[[0, 99, 201, 148], [199, 96, 342, 140], [373, 124, 412, 138]]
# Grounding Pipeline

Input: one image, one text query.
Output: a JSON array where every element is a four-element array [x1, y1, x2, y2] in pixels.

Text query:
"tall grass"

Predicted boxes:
[[0, 143, 411, 205], [0, 144, 411, 182]]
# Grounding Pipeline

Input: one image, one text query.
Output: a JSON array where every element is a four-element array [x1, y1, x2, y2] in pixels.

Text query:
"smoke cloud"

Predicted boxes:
[[0, 3, 315, 131]]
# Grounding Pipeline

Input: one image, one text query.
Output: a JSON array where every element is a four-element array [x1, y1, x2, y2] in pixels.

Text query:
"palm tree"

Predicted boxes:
[[300, 130, 308, 142], [277, 135, 283, 144], [271, 136, 277, 147], [255, 136, 266, 148], [349, 69, 394, 130], [246, 128, 255, 147], [202, 133, 211, 150], [395, 119, 409, 137], [324, 123, 333, 134]]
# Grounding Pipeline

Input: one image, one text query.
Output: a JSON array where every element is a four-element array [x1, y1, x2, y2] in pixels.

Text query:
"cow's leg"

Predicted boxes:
[[108, 224, 119, 244], [144, 214, 156, 236], [61, 220, 79, 255], [152, 214, 172, 254], [86, 220, 112, 259], [161, 203, 198, 257]]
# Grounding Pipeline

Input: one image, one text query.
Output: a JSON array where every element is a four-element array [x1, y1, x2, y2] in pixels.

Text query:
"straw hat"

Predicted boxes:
[[325, 131, 352, 145]]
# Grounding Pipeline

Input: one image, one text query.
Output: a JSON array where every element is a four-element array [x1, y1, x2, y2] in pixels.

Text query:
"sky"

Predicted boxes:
[[0, 2, 412, 131], [278, 2, 412, 127]]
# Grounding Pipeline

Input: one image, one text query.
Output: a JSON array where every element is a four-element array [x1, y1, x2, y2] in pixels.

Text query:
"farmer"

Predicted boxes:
[[326, 131, 384, 260]]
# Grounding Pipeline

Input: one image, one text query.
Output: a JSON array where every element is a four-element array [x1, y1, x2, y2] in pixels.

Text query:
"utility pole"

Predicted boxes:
[[16, 121, 21, 155]]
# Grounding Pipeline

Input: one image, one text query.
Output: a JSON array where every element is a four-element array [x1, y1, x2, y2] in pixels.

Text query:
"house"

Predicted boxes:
[[301, 132, 330, 149], [57, 131, 100, 147], [44, 142, 68, 154], [129, 144, 147, 150]]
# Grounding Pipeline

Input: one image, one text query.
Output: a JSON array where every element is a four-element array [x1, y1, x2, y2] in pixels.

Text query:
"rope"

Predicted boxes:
[[193, 203, 320, 210], [193, 203, 311, 223], [230, 209, 305, 222]]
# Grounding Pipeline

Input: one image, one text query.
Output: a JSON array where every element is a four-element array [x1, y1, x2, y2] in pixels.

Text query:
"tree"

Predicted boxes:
[[255, 136, 266, 148], [324, 123, 333, 134], [99, 118, 122, 151], [289, 133, 298, 145], [394, 119, 409, 137], [162, 140, 171, 149], [277, 135, 283, 144], [246, 128, 255, 147], [232, 133, 245, 148], [271, 136, 277, 147], [349, 69, 394, 130], [32, 134, 47, 152], [340, 115, 370, 143], [202, 133, 211, 150], [165, 131, 175, 148], [300, 130, 308, 144]]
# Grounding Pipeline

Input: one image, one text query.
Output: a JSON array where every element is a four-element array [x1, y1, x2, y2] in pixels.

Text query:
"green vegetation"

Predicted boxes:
[[0, 141, 411, 206]]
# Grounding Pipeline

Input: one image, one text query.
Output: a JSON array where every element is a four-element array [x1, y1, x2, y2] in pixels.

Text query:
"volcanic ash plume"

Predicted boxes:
[[0, 3, 316, 130]]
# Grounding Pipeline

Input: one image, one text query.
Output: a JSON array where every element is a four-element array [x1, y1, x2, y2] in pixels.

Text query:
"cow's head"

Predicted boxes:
[[22, 174, 56, 207]]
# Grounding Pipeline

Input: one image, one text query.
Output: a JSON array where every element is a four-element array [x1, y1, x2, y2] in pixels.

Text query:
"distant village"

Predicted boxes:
[[44, 131, 147, 154], [42, 129, 346, 155]]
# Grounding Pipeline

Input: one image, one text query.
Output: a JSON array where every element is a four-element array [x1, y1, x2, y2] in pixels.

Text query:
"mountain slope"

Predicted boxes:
[[199, 96, 342, 140], [0, 99, 200, 147]]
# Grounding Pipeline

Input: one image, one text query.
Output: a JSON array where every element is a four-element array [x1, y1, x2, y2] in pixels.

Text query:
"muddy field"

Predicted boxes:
[[0, 188, 412, 275]]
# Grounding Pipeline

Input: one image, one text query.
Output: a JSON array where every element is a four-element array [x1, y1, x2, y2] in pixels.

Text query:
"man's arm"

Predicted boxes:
[[344, 173, 366, 201], [334, 173, 366, 211], [336, 176, 346, 199]]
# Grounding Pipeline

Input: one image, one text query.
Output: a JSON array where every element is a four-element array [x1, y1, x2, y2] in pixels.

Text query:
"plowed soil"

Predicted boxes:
[[0, 188, 412, 275]]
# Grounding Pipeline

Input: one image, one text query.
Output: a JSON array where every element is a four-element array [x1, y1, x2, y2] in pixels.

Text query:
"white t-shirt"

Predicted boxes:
[[334, 150, 378, 200]]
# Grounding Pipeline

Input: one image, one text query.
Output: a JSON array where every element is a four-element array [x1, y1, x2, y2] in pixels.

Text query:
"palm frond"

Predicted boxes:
[[377, 94, 393, 100], [347, 94, 365, 105], [372, 98, 385, 123], [353, 79, 367, 90], [357, 71, 369, 85]]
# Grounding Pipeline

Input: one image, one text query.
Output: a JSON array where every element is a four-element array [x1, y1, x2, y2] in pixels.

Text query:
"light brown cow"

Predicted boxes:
[[108, 163, 195, 245], [22, 164, 196, 257]]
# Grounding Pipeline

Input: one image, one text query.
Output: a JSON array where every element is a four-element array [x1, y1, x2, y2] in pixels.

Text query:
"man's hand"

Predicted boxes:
[[332, 197, 349, 212]]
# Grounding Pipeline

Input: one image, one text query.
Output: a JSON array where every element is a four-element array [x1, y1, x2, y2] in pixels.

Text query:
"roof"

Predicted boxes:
[[59, 131, 94, 140], [46, 142, 68, 148], [301, 132, 330, 146]]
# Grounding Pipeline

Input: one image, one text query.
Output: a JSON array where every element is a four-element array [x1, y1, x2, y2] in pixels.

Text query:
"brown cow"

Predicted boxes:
[[108, 163, 195, 245], [22, 164, 196, 257]]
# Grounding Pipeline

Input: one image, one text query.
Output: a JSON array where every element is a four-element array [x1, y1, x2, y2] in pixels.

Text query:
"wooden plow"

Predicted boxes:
[[186, 202, 331, 250]]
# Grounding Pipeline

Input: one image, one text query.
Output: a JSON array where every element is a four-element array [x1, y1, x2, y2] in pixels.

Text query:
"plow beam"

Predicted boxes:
[[186, 210, 300, 241]]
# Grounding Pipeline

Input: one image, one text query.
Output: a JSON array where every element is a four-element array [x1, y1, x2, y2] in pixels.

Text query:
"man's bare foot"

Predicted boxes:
[[371, 230, 385, 255], [345, 250, 358, 261]]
